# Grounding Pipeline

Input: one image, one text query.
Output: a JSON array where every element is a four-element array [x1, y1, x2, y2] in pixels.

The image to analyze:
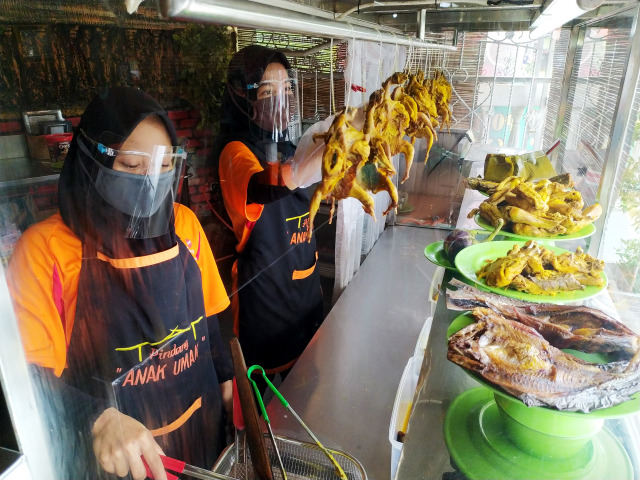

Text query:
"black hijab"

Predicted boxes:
[[213, 45, 294, 165], [58, 87, 179, 257]]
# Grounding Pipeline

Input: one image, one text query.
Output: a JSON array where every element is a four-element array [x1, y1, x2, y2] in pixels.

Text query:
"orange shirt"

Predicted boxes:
[[218, 141, 265, 253], [7, 204, 229, 377]]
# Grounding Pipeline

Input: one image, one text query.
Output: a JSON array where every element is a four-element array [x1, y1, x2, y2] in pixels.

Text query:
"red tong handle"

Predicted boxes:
[[546, 139, 561, 155], [232, 377, 245, 430], [142, 454, 186, 480]]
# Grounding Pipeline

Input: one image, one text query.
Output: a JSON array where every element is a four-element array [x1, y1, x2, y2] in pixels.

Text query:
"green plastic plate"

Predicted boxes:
[[444, 387, 633, 480], [423, 241, 456, 271], [474, 213, 596, 241], [454, 240, 607, 304]]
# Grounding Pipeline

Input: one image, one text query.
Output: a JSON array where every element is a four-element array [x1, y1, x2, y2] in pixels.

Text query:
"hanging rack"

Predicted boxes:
[[159, 0, 457, 52]]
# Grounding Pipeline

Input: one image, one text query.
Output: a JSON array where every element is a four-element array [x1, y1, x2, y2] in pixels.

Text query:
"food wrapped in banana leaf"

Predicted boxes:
[[483, 151, 556, 183], [447, 307, 640, 412]]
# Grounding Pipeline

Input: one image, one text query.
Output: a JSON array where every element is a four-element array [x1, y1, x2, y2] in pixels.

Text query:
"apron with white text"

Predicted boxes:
[[237, 187, 323, 372], [64, 239, 224, 476]]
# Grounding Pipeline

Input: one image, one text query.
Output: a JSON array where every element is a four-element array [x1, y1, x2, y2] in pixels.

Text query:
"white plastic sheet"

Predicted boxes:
[[333, 39, 407, 299]]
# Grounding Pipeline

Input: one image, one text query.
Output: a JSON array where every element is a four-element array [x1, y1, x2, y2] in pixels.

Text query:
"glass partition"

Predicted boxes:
[[1, 2, 640, 480]]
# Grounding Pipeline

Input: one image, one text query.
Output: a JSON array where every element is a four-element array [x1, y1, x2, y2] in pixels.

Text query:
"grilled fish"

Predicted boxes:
[[448, 307, 640, 412], [446, 278, 640, 357]]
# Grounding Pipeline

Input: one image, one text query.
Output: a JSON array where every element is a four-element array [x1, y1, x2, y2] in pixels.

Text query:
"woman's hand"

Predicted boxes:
[[349, 105, 366, 131], [220, 379, 234, 444], [92, 407, 167, 480], [289, 105, 365, 188], [220, 379, 233, 420]]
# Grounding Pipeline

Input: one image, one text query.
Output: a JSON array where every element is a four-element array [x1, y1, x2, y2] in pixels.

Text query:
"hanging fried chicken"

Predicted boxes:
[[307, 107, 371, 240], [429, 70, 453, 131], [365, 72, 415, 183], [307, 69, 455, 239], [405, 71, 439, 163], [407, 71, 439, 123]]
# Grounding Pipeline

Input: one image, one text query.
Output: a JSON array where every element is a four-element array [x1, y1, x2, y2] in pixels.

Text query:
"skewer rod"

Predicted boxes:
[[285, 406, 348, 480]]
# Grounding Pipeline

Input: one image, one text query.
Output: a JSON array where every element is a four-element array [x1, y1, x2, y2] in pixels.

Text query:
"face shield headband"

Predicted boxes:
[[78, 130, 187, 239]]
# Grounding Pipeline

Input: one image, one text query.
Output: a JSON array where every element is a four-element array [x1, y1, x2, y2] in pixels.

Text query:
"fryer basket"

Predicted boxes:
[[213, 435, 367, 480]]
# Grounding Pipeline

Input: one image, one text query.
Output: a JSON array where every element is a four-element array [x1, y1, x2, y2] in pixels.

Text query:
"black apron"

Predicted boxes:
[[236, 187, 323, 371], [64, 239, 224, 476]]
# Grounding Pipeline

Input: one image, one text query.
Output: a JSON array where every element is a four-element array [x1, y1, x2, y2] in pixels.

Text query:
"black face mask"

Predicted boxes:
[[93, 162, 176, 218], [77, 131, 182, 242]]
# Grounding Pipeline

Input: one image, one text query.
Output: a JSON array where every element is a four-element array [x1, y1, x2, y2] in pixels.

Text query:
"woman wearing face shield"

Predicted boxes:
[[7, 88, 232, 480], [215, 46, 334, 388]]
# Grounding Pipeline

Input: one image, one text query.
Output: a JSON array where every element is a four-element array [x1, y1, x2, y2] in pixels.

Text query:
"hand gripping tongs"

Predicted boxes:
[[247, 365, 348, 480], [142, 454, 236, 480]]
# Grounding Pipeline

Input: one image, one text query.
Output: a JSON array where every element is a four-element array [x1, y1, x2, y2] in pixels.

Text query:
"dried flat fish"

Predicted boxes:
[[447, 278, 640, 357], [448, 307, 640, 412]]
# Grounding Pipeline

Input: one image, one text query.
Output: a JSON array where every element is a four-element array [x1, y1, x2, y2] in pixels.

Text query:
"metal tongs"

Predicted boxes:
[[247, 366, 288, 480], [247, 365, 348, 480], [142, 454, 236, 480]]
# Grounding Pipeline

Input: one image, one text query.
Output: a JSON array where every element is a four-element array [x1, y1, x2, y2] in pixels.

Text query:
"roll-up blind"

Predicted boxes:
[[541, 29, 571, 150], [601, 72, 640, 301], [557, 22, 634, 207]]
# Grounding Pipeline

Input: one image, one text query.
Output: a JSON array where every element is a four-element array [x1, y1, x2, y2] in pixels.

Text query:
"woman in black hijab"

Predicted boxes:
[[8, 87, 232, 479], [214, 46, 326, 388]]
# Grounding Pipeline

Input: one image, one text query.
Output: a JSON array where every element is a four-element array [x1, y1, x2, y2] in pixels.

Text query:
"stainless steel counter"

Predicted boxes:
[[0, 448, 29, 480], [267, 225, 446, 480]]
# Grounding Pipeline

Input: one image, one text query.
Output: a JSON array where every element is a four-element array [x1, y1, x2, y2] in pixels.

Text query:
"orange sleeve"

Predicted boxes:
[[6, 214, 81, 376], [174, 204, 230, 317], [218, 142, 264, 251]]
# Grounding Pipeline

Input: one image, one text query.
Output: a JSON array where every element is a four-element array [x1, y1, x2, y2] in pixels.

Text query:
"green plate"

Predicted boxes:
[[424, 241, 456, 270], [444, 387, 633, 480], [447, 313, 640, 419], [454, 240, 607, 304], [474, 213, 596, 241], [397, 204, 415, 214]]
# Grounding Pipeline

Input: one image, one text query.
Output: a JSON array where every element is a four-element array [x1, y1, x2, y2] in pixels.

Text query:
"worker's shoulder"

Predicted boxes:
[[221, 141, 259, 164], [174, 202, 198, 221], [18, 213, 81, 259], [173, 203, 202, 235]]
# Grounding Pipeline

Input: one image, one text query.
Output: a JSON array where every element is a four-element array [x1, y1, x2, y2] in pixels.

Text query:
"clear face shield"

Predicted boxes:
[[247, 67, 302, 149], [78, 129, 187, 238]]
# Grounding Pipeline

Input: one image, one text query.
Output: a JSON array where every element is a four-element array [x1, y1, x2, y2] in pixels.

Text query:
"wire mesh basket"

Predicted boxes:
[[213, 434, 367, 480]]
